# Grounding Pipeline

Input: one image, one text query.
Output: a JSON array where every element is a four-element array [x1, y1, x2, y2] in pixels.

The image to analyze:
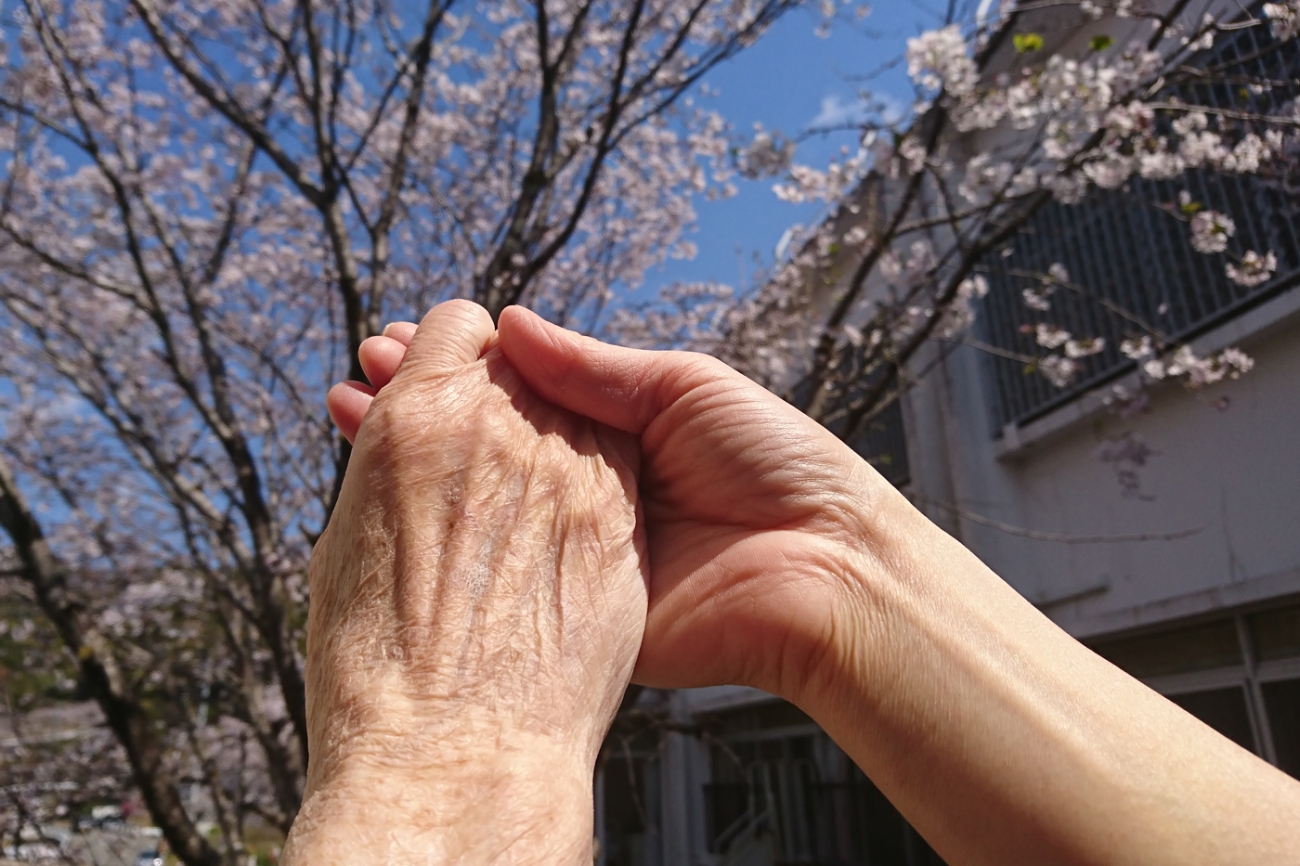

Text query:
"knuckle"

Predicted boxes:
[[673, 350, 730, 383], [437, 298, 492, 328], [361, 390, 443, 454], [439, 297, 485, 315]]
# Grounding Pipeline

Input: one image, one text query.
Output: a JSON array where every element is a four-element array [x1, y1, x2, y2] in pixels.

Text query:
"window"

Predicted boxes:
[[701, 700, 944, 864], [846, 398, 910, 488], [1254, 603, 1300, 778], [1166, 687, 1257, 753], [1088, 602, 1300, 780], [705, 736, 818, 858], [1261, 679, 1300, 778], [796, 357, 911, 488], [1251, 603, 1300, 662], [600, 729, 663, 866], [1090, 619, 1241, 679], [978, 22, 1300, 433], [805, 778, 943, 866]]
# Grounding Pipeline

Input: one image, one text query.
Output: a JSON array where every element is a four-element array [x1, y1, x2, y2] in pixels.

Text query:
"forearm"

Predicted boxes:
[[801, 487, 1300, 866], [283, 734, 596, 865]]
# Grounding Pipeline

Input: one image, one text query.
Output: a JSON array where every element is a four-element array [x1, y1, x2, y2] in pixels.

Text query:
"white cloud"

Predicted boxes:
[[811, 93, 867, 128], [809, 92, 906, 129]]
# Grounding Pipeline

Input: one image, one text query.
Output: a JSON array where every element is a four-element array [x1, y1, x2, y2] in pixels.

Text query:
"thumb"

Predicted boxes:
[[496, 306, 723, 435]]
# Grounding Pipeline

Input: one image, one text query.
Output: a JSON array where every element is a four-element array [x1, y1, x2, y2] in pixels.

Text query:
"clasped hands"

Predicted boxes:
[[284, 301, 1300, 866], [286, 300, 891, 864]]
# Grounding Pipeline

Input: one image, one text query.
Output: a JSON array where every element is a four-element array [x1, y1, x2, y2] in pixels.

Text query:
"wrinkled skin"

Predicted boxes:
[[332, 305, 887, 705], [306, 300, 886, 865], [304, 301, 647, 794]]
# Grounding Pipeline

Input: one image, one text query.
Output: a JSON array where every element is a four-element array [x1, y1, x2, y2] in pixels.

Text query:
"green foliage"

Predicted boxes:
[[242, 823, 286, 866], [0, 602, 78, 711], [1014, 32, 1044, 53], [1089, 34, 1115, 52]]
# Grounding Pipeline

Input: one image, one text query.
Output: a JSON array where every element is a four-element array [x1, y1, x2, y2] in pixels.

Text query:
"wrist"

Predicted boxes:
[[788, 481, 949, 723], [286, 731, 597, 865]]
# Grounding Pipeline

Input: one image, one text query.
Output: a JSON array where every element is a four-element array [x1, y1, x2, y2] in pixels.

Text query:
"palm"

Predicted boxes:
[[621, 364, 875, 694]]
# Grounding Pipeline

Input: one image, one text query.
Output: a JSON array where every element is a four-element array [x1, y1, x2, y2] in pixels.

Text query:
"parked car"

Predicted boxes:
[[90, 804, 125, 829]]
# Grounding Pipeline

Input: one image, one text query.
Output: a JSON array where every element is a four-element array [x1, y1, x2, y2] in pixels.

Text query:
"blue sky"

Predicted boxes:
[[636, 2, 938, 299]]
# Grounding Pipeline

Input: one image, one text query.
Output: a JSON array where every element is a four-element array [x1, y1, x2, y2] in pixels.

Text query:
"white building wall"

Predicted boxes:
[[905, 284, 1300, 638]]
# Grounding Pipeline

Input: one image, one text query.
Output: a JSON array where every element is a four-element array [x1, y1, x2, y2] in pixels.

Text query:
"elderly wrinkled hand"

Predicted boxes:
[[285, 301, 646, 865]]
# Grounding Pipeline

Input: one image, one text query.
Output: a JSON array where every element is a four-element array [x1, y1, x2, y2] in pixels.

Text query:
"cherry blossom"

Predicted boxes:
[[906, 25, 977, 98], [740, 128, 797, 179], [1039, 355, 1082, 388], [1033, 324, 1072, 349], [631, 0, 1289, 478], [1265, 1, 1300, 41], [1064, 337, 1106, 359], [1189, 210, 1236, 254], [1226, 250, 1279, 288]]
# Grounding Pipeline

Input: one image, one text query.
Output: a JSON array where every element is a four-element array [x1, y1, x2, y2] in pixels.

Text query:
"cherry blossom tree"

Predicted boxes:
[[2, 0, 1297, 861], [2, 581, 132, 863], [0, 0, 800, 862], [619, 0, 1299, 470]]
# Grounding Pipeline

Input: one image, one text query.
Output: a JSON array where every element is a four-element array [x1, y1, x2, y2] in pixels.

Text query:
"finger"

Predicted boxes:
[[496, 305, 723, 435], [358, 335, 409, 390], [327, 380, 377, 444], [394, 299, 495, 379], [381, 321, 418, 346]]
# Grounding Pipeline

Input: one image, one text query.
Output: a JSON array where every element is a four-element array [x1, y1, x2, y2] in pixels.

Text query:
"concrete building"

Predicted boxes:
[[595, 7, 1300, 864]]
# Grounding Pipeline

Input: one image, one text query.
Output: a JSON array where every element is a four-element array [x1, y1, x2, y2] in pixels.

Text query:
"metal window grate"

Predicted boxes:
[[805, 781, 946, 866], [848, 398, 910, 488], [797, 357, 911, 487], [978, 18, 1300, 434]]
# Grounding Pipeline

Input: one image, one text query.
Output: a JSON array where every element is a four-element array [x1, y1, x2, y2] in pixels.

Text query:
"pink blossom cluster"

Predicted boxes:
[[631, 0, 1291, 448]]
